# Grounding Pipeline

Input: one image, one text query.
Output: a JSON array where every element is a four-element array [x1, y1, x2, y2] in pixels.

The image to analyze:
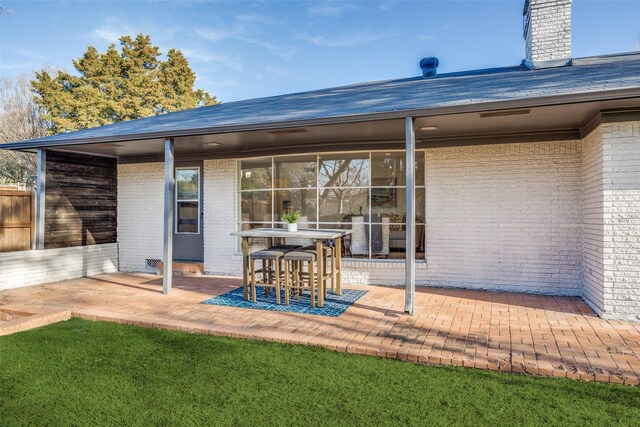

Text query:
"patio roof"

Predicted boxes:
[[4, 51, 640, 151]]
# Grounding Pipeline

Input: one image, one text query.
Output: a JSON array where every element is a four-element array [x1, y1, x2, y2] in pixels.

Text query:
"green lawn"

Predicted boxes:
[[1, 319, 639, 426]]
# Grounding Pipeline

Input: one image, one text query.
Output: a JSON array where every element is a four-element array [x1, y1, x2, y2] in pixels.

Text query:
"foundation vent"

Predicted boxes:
[[145, 258, 161, 272]]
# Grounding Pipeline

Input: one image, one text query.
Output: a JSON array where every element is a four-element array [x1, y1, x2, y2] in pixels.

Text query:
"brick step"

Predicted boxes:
[[157, 261, 204, 277]]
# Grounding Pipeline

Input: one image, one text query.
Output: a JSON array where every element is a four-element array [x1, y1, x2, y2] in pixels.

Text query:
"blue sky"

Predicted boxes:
[[1, 0, 639, 102]]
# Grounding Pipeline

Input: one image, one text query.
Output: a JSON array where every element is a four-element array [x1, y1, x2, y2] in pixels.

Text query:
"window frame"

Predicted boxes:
[[175, 166, 201, 235], [237, 150, 427, 260]]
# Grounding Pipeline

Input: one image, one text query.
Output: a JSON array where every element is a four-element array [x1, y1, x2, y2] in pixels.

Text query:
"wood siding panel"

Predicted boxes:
[[45, 151, 117, 249]]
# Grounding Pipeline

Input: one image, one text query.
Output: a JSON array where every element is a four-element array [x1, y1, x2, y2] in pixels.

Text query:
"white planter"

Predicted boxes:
[[287, 223, 298, 232]]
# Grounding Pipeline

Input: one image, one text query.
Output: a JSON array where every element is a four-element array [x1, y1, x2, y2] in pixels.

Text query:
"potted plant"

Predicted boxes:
[[281, 210, 302, 232]]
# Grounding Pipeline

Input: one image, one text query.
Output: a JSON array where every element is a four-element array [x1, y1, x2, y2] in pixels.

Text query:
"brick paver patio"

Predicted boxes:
[[1, 273, 639, 385]]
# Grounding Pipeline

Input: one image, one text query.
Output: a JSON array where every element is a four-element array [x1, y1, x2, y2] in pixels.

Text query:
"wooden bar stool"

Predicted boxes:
[[283, 249, 318, 307], [250, 249, 285, 304], [301, 245, 334, 297]]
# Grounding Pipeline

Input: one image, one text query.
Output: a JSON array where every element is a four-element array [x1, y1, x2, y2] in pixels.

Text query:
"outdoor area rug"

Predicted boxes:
[[202, 286, 368, 317]]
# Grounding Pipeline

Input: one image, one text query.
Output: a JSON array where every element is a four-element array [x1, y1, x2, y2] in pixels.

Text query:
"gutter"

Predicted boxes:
[[3, 86, 640, 151]]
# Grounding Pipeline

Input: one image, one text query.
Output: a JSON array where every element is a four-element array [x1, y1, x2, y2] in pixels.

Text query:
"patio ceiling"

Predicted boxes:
[[21, 97, 640, 163]]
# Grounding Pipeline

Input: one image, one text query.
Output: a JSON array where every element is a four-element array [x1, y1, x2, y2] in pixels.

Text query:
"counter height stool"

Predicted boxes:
[[301, 245, 335, 297], [250, 249, 286, 304], [283, 249, 318, 307]]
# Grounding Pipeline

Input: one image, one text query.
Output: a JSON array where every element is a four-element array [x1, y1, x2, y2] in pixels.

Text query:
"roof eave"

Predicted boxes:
[[4, 86, 640, 151]]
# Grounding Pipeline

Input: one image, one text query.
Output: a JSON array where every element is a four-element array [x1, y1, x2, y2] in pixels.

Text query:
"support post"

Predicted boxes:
[[163, 138, 175, 294], [404, 117, 416, 315], [35, 149, 46, 250]]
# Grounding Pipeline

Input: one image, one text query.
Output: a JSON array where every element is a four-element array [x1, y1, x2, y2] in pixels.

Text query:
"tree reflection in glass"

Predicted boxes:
[[319, 188, 368, 222], [177, 169, 199, 199], [240, 158, 272, 190], [275, 155, 316, 188], [318, 153, 369, 188], [318, 153, 369, 223]]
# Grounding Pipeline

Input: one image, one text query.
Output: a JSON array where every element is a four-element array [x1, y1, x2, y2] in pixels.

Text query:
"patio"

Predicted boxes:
[[1, 272, 639, 385]]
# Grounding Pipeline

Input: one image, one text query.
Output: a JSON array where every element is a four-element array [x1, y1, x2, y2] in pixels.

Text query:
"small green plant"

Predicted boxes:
[[281, 210, 302, 224]]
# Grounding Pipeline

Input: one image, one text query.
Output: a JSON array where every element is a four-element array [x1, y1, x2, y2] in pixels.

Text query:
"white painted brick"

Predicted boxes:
[[424, 140, 583, 295], [582, 126, 605, 314], [119, 142, 585, 295], [203, 159, 242, 275], [524, 0, 572, 64], [600, 121, 640, 321], [117, 163, 164, 272], [0, 243, 118, 290]]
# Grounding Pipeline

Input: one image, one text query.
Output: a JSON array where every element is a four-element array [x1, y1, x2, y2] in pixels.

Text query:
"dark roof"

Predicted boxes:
[[6, 51, 640, 149]]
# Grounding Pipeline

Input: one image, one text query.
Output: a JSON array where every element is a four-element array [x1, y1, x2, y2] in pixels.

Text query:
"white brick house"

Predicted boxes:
[[3, 0, 640, 321]]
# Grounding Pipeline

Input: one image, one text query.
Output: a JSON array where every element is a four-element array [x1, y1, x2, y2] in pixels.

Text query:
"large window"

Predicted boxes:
[[239, 151, 426, 259]]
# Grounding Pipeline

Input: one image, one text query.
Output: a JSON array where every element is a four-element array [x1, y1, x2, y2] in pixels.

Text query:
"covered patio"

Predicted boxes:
[[1, 272, 639, 385], [5, 82, 640, 316]]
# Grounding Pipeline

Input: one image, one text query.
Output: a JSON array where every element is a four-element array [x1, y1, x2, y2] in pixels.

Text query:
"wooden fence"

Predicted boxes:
[[0, 190, 34, 252]]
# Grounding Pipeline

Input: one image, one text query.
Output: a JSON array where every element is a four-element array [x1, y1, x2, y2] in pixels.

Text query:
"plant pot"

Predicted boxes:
[[287, 223, 298, 232]]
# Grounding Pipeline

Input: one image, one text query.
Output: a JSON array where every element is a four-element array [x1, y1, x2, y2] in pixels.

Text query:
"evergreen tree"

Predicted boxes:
[[32, 34, 218, 134]]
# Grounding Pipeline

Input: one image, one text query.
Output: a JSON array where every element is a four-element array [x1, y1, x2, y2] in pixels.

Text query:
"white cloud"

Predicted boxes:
[[264, 65, 288, 78], [214, 78, 241, 88], [192, 27, 234, 43], [0, 47, 48, 74], [4, 47, 46, 62], [181, 48, 221, 63], [0, 62, 37, 72], [90, 18, 174, 45], [296, 31, 397, 48], [235, 13, 281, 26], [93, 27, 123, 44], [307, 1, 357, 16], [418, 23, 453, 41], [180, 48, 243, 71], [193, 27, 296, 60], [245, 36, 297, 60], [91, 19, 135, 44]]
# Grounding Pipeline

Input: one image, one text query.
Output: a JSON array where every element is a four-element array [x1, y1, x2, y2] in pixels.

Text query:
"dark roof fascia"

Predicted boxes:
[[4, 86, 640, 152], [117, 129, 581, 164], [579, 107, 640, 139], [601, 107, 640, 123]]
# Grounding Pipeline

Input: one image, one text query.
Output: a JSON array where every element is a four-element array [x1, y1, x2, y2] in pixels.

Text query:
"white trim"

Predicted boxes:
[[175, 166, 201, 235]]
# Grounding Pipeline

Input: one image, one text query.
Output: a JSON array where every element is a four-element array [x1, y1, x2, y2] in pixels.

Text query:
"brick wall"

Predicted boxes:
[[0, 243, 118, 290], [117, 163, 164, 272], [194, 141, 583, 293], [581, 126, 605, 314], [202, 159, 241, 275], [524, 0, 572, 65], [425, 140, 583, 295], [599, 120, 640, 321]]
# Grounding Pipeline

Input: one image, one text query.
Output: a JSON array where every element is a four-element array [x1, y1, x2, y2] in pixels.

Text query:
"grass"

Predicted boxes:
[[1, 319, 639, 426]]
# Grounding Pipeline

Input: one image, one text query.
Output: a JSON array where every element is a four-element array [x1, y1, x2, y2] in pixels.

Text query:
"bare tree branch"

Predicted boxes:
[[0, 73, 49, 187]]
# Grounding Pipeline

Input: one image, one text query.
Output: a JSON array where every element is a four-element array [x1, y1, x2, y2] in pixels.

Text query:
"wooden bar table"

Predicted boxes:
[[231, 228, 352, 307]]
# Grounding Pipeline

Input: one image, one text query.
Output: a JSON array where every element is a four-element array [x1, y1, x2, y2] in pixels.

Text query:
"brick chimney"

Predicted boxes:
[[523, 0, 572, 69]]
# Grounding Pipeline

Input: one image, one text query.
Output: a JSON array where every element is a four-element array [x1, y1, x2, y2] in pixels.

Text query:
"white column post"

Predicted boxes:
[[163, 138, 175, 294], [35, 149, 46, 250], [404, 117, 416, 315]]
